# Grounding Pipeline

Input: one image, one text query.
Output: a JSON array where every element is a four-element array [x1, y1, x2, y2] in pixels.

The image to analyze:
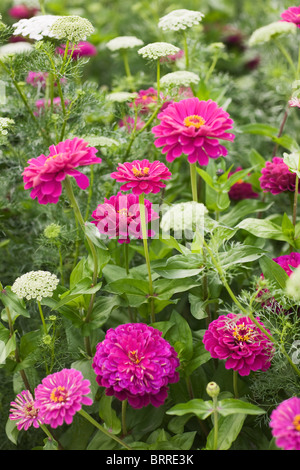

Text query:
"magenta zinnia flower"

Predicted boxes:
[[281, 6, 300, 28], [130, 87, 171, 114], [56, 41, 97, 59], [9, 390, 41, 431], [34, 368, 93, 428], [92, 323, 180, 409], [111, 159, 171, 195], [228, 167, 259, 200], [270, 397, 300, 450], [259, 157, 298, 195], [273, 252, 300, 276], [152, 97, 235, 166], [118, 115, 145, 132], [203, 313, 274, 376], [91, 192, 159, 244], [22, 137, 101, 204], [9, 5, 39, 19]]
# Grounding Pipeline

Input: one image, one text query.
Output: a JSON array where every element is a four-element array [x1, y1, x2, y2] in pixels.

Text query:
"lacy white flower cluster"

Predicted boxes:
[[85, 136, 120, 148], [12, 14, 94, 43], [158, 9, 205, 31], [12, 271, 59, 301], [160, 70, 200, 88], [106, 36, 144, 51], [248, 21, 297, 46], [138, 42, 180, 60], [0, 117, 14, 136], [161, 202, 208, 237], [106, 91, 137, 102], [0, 42, 33, 57]]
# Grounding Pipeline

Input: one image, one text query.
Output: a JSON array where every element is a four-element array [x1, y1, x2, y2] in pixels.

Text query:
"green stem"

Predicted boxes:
[[124, 243, 129, 275], [156, 58, 161, 101], [39, 0, 46, 14], [212, 395, 219, 450], [139, 193, 155, 322], [37, 300, 47, 335], [205, 54, 219, 84], [190, 162, 198, 202], [182, 30, 189, 69], [84, 165, 94, 222], [293, 155, 300, 226], [275, 40, 297, 75], [122, 50, 132, 79], [233, 370, 239, 398], [121, 399, 127, 437], [78, 409, 132, 450]]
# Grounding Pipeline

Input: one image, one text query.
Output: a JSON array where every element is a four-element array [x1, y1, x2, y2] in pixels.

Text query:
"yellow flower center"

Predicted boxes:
[[233, 323, 253, 343], [132, 166, 150, 177], [184, 114, 206, 128], [50, 386, 68, 403], [128, 350, 143, 364], [293, 414, 300, 432], [45, 154, 59, 164]]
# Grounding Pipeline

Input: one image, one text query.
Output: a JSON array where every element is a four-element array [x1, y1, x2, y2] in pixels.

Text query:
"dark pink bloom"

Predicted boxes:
[[56, 41, 97, 59], [91, 191, 159, 244], [33, 97, 69, 116], [9, 390, 41, 431], [34, 368, 93, 428], [270, 397, 300, 450], [110, 159, 172, 195], [203, 313, 274, 376], [281, 6, 300, 28], [8, 5, 39, 19], [259, 157, 298, 195], [160, 49, 184, 63], [131, 87, 164, 114], [26, 71, 66, 89], [92, 323, 180, 409], [22, 137, 101, 204], [119, 115, 145, 133], [152, 98, 235, 166], [273, 252, 300, 276], [228, 166, 259, 200]]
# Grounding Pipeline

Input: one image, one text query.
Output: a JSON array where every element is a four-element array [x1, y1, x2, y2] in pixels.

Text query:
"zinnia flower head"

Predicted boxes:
[[281, 6, 300, 28], [92, 323, 180, 409], [11, 270, 59, 301], [152, 98, 235, 166], [228, 167, 259, 200], [259, 157, 298, 195], [158, 9, 205, 31], [9, 390, 41, 431], [110, 159, 172, 195], [34, 368, 93, 428], [203, 313, 275, 376], [130, 87, 163, 114], [56, 41, 97, 59], [22, 137, 101, 205], [91, 192, 159, 244], [118, 115, 145, 133], [273, 252, 300, 276], [270, 397, 300, 450], [289, 96, 300, 108], [9, 4, 39, 20]]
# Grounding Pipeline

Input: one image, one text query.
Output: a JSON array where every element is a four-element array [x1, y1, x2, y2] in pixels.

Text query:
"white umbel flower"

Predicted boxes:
[[85, 136, 120, 148], [158, 9, 204, 31], [0, 117, 14, 136], [11, 271, 59, 302], [49, 15, 94, 43], [248, 21, 297, 46], [12, 15, 61, 40], [0, 41, 33, 57], [106, 91, 137, 102], [106, 36, 144, 51], [161, 201, 208, 238], [138, 42, 180, 60], [160, 70, 200, 88]]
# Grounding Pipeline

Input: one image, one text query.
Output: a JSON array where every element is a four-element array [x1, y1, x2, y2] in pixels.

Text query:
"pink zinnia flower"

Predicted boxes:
[[56, 41, 97, 59], [259, 157, 299, 195], [118, 115, 145, 133], [228, 167, 259, 200], [33, 97, 69, 116], [160, 49, 184, 63], [130, 87, 171, 114], [22, 137, 101, 204], [34, 368, 93, 428], [289, 96, 300, 108], [91, 191, 159, 244], [281, 6, 300, 28], [9, 390, 41, 431], [8, 5, 39, 19], [92, 323, 180, 409], [110, 159, 172, 195], [270, 397, 300, 450], [203, 313, 275, 376], [152, 98, 235, 166], [26, 72, 66, 89]]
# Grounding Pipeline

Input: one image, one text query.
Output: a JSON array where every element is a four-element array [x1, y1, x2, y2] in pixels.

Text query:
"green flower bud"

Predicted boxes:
[[206, 382, 220, 398]]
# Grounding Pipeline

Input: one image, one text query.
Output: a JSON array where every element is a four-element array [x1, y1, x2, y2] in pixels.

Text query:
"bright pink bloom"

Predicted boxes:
[[289, 96, 300, 108], [110, 159, 172, 195], [152, 98, 235, 166], [22, 137, 101, 204], [92, 323, 180, 409], [33, 97, 69, 116], [91, 192, 159, 244], [259, 157, 299, 195], [56, 41, 97, 59], [160, 49, 184, 63], [26, 72, 66, 89], [228, 167, 259, 200], [119, 115, 145, 132], [9, 390, 41, 431], [203, 313, 275, 376], [8, 5, 39, 19], [273, 252, 300, 276], [270, 397, 300, 450], [34, 368, 93, 428], [281, 6, 300, 28], [130, 87, 171, 114]]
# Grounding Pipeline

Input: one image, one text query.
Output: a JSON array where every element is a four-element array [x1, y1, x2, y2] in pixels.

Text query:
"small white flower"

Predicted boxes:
[[0, 117, 14, 136], [248, 21, 297, 47], [11, 271, 59, 302], [161, 201, 208, 238], [158, 9, 204, 31], [286, 266, 300, 300], [138, 42, 180, 60], [106, 36, 144, 51], [49, 15, 94, 43], [106, 91, 137, 102], [0, 41, 33, 57], [160, 70, 200, 88], [12, 15, 62, 41], [84, 136, 120, 148]]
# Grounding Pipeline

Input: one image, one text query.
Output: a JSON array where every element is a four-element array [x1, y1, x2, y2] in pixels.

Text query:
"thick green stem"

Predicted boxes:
[[190, 162, 198, 202], [121, 399, 127, 437], [233, 370, 239, 398], [182, 31, 189, 69], [37, 300, 47, 335], [156, 58, 161, 101], [212, 396, 219, 450]]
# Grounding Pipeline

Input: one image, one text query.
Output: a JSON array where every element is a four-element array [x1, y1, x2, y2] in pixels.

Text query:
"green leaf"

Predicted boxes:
[[167, 399, 214, 420], [0, 287, 29, 320], [5, 419, 19, 445], [0, 333, 16, 366], [237, 218, 294, 245], [217, 398, 266, 417], [184, 341, 212, 376], [104, 278, 150, 307], [152, 254, 203, 279], [206, 414, 246, 450], [217, 244, 267, 269], [259, 255, 289, 289], [84, 222, 108, 250], [240, 123, 278, 137], [99, 395, 121, 435], [165, 311, 193, 363], [220, 200, 273, 227], [52, 278, 102, 310]]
